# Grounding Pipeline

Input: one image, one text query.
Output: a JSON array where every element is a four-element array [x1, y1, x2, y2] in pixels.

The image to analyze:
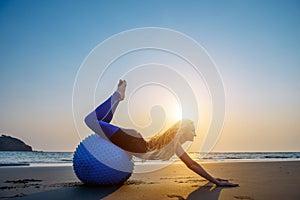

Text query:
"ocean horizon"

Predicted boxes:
[[1, 151, 300, 167]]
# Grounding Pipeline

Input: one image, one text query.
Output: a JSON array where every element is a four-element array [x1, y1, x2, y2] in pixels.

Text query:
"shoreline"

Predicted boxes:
[[1, 158, 300, 168], [1, 161, 300, 199]]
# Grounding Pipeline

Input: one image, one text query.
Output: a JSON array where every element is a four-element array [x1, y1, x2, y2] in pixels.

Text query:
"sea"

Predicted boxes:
[[0, 151, 300, 167]]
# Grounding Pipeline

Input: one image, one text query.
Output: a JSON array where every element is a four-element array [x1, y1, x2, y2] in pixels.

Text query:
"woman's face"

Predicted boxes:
[[186, 125, 196, 141], [180, 124, 196, 143]]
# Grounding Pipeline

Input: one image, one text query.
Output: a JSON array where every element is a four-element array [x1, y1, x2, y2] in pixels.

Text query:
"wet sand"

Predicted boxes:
[[1, 161, 300, 200]]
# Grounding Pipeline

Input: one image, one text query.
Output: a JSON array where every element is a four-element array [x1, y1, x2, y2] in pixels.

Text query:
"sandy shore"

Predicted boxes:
[[0, 161, 300, 200]]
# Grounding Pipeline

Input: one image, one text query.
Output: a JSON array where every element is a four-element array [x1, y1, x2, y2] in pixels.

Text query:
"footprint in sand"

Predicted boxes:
[[167, 194, 185, 200], [234, 195, 254, 200]]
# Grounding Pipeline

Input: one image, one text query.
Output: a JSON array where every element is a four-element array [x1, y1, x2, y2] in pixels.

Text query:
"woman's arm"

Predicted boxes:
[[176, 146, 238, 187]]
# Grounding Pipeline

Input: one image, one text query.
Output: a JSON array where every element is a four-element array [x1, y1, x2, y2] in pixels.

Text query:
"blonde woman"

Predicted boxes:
[[85, 80, 238, 187]]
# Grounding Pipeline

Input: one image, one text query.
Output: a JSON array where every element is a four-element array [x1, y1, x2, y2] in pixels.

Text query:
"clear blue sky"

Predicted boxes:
[[1, 0, 299, 152]]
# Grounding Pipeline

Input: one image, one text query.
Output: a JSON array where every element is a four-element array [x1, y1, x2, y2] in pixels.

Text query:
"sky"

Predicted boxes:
[[0, 0, 299, 152]]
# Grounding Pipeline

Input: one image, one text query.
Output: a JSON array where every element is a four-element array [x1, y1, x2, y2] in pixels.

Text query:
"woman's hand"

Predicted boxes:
[[177, 152, 239, 187], [216, 178, 228, 182], [215, 178, 239, 187]]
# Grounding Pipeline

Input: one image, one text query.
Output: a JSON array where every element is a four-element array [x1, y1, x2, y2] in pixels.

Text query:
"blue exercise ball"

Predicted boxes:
[[73, 134, 134, 185]]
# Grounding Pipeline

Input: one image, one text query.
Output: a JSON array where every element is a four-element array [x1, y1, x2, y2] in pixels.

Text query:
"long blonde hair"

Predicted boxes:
[[140, 119, 194, 161]]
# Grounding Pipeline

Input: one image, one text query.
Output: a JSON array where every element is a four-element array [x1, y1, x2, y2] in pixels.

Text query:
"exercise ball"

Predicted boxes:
[[73, 134, 134, 185]]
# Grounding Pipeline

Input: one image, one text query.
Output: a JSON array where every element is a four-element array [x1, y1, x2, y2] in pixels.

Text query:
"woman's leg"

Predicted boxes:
[[85, 80, 126, 138], [110, 129, 147, 153], [93, 91, 122, 123], [86, 80, 126, 124], [84, 92, 121, 135]]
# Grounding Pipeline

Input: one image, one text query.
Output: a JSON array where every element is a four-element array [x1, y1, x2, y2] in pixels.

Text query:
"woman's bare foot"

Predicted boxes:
[[117, 79, 127, 100]]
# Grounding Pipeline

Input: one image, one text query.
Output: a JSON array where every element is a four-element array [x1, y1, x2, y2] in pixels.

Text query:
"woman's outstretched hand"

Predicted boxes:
[[215, 178, 239, 187]]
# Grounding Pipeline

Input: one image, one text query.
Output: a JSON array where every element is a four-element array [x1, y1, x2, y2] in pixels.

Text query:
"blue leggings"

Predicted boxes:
[[85, 92, 147, 153]]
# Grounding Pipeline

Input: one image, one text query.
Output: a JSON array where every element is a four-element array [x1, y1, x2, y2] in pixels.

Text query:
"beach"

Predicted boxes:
[[1, 161, 300, 200]]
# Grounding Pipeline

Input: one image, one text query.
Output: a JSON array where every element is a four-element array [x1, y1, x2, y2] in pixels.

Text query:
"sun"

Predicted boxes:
[[172, 103, 182, 121]]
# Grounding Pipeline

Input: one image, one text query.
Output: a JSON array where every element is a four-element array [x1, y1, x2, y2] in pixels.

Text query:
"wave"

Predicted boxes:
[[264, 156, 290, 159]]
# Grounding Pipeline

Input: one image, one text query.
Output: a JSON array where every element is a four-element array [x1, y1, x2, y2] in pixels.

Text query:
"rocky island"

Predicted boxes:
[[0, 135, 32, 151]]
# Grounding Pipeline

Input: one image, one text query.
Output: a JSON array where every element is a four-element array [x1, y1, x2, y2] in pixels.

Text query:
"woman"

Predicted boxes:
[[85, 80, 238, 187]]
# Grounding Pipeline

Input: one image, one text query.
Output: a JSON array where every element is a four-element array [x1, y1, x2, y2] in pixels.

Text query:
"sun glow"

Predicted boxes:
[[172, 103, 182, 122]]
